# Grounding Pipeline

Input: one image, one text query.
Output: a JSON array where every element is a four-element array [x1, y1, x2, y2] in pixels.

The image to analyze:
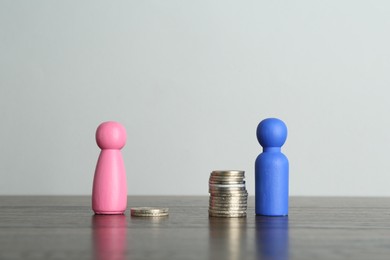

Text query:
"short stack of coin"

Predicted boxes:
[[130, 207, 169, 217], [209, 170, 247, 218]]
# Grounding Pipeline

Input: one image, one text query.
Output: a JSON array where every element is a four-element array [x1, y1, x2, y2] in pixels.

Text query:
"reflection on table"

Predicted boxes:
[[255, 216, 289, 260], [92, 215, 127, 260], [208, 216, 247, 260]]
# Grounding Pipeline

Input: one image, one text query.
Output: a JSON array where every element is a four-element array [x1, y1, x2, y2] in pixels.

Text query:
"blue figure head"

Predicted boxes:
[[256, 118, 287, 148]]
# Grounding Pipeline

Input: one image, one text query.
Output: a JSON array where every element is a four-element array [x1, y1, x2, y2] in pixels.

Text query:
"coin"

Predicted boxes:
[[209, 210, 247, 218], [209, 186, 246, 191], [130, 207, 169, 217], [209, 181, 245, 186], [209, 183, 245, 187], [210, 194, 248, 199], [209, 201, 247, 206], [209, 200, 247, 206], [209, 193, 248, 198], [209, 213, 246, 218], [210, 170, 245, 177], [209, 194, 248, 199], [131, 213, 169, 217], [209, 178, 245, 183], [209, 207, 247, 212], [210, 196, 247, 200], [210, 202, 247, 207], [210, 207, 247, 212], [209, 176, 245, 180], [209, 189, 246, 193], [210, 170, 244, 174], [209, 182, 245, 186], [209, 190, 248, 195]]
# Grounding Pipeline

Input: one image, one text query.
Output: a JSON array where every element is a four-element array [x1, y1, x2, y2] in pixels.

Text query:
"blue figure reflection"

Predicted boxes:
[[255, 216, 289, 260]]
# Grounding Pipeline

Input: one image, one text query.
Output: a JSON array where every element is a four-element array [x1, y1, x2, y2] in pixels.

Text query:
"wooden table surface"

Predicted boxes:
[[1, 196, 390, 260]]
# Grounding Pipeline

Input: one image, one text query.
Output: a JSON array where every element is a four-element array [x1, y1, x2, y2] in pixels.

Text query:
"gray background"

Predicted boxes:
[[1, 0, 389, 196]]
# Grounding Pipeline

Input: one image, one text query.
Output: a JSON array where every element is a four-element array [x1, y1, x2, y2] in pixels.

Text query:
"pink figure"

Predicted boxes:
[[92, 121, 127, 214]]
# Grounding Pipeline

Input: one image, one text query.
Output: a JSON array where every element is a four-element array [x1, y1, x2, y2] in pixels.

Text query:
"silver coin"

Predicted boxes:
[[209, 186, 246, 191], [209, 196, 248, 200], [209, 209, 246, 214], [209, 191, 248, 196], [210, 194, 248, 199], [209, 207, 247, 212], [210, 207, 247, 212], [209, 201, 247, 207], [209, 193, 248, 197], [211, 170, 245, 174], [209, 208, 247, 212], [209, 182, 245, 186], [210, 193, 248, 197], [209, 209, 247, 214], [210, 170, 245, 177], [209, 180, 245, 185], [209, 178, 245, 183], [209, 189, 248, 196], [209, 213, 247, 218], [210, 188, 246, 192], [131, 207, 169, 213], [210, 202, 247, 208], [210, 202, 247, 207], [210, 199, 248, 205], [210, 173, 245, 179], [210, 196, 248, 200], [209, 183, 246, 187], [209, 203, 248, 208], [209, 211, 247, 218], [209, 200, 247, 204], [131, 207, 169, 217], [131, 212, 169, 217], [210, 203, 247, 207], [209, 188, 246, 192], [210, 174, 244, 178], [209, 181, 245, 185], [209, 176, 245, 181], [209, 193, 248, 199], [210, 191, 248, 196]]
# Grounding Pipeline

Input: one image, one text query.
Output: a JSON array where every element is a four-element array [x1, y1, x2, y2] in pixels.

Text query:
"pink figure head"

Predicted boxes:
[[96, 121, 126, 149]]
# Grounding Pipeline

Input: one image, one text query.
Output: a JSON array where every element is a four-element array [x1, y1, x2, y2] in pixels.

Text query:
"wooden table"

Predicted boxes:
[[1, 196, 390, 260]]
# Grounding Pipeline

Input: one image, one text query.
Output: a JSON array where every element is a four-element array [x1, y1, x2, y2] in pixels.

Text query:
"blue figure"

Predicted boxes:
[[255, 118, 289, 216]]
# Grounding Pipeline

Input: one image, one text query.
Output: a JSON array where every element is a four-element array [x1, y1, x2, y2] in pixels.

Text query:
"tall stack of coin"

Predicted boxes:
[[209, 170, 247, 217]]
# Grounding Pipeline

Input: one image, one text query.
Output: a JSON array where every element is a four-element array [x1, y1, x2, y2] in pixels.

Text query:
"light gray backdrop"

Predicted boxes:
[[1, 0, 389, 196]]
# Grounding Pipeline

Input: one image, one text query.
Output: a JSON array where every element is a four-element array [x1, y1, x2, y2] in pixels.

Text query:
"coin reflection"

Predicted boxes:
[[92, 215, 127, 260], [255, 216, 289, 260], [208, 217, 247, 260]]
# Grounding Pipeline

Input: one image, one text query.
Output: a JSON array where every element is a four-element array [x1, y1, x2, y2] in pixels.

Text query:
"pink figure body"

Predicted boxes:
[[92, 121, 127, 214]]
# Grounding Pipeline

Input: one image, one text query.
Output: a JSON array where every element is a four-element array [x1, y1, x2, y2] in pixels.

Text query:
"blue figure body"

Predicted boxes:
[[255, 118, 289, 216]]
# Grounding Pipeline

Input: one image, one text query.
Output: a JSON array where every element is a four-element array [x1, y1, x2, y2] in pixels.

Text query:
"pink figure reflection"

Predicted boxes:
[[92, 215, 127, 260]]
